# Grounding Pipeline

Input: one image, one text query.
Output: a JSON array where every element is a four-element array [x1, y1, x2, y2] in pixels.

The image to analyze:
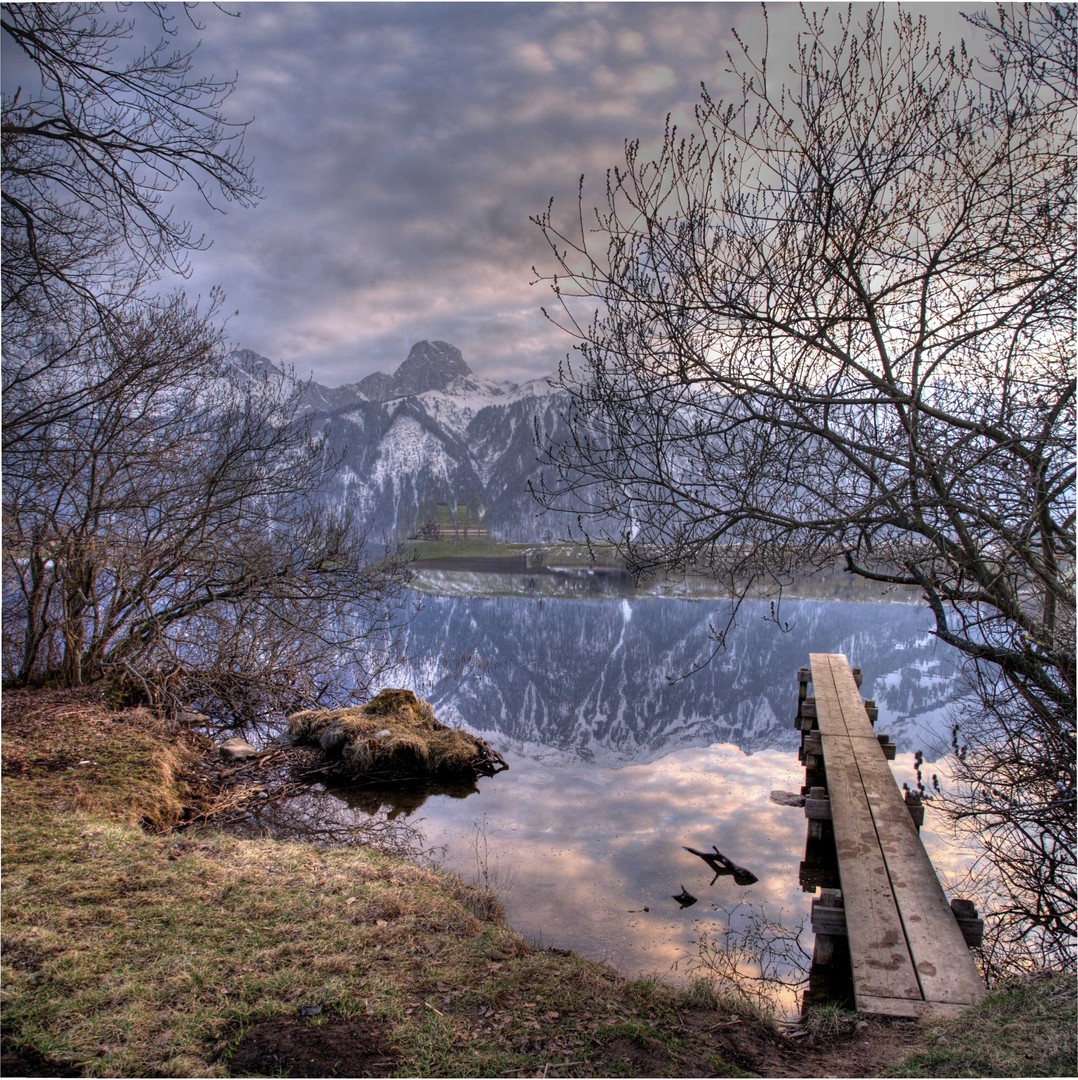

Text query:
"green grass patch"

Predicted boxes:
[[407, 537, 625, 566], [408, 536, 533, 560], [887, 972, 1077, 1077]]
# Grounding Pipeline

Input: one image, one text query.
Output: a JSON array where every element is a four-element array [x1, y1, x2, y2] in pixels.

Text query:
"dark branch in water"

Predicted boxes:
[[672, 885, 698, 908], [684, 845, 759, 887]]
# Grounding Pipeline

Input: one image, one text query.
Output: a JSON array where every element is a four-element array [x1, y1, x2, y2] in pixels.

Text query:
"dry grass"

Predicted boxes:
[[0, 687, 200, 831], [289, 687, 503, 778], [886, 971, 1077, 1077], [1, 687, 742, 1078]]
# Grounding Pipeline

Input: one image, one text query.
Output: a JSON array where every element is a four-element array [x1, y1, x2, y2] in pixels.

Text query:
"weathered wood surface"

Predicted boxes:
[[807, 653, 985, 1019]]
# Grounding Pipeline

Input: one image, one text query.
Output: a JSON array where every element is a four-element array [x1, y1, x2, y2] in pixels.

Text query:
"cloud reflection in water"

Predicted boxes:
[[271, 592, 979, 1017], [414, 742, 817, 992]]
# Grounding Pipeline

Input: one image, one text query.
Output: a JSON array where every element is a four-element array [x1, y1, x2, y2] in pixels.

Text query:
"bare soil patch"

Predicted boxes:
[[226, 1009, 398, 1078], [654, 1008, 926, 1078], [769, 1019, 925, 1077], [1, 1040, 83, 1078]]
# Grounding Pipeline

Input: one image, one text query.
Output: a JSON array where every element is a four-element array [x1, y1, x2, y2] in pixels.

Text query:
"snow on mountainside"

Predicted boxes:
[[416, 375, 518, 441], [382, 591, 961, 764], [224, 341, 575, 543]]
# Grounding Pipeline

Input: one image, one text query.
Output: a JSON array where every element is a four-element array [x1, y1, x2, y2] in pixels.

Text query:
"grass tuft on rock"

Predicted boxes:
[[288, 687, 506, 779]]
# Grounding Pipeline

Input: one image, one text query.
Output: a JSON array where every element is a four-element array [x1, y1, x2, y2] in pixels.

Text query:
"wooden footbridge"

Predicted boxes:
[[796, 653, 985, 1019]]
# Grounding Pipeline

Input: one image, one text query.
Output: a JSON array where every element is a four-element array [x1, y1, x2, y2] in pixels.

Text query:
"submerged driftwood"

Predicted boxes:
[[672, 885, 698, 908], [288, 688, 508, 781]]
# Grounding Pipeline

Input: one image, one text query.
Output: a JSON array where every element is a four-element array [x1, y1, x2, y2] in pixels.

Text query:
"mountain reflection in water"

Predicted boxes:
[[397, 589, 962, 761], [299, 587, 977, 1014]]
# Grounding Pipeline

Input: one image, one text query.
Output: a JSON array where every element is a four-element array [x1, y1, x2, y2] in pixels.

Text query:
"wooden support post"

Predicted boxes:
[[812, 890, 848, 936], [800, 855, 840, 892], [904, 790, 925, 830], [812, 935, 836, 967], [795, 696, 818, 730], [950, 899, 984, 948], [799, 723, 823, 770], [805, 786, 832, 841], [811, 889, 846, 966], [794, 669, 811, 729], [801, 785, 839, 892]]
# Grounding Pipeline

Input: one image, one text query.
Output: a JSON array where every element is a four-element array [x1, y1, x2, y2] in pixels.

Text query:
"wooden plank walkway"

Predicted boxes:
[[801, 653, 984, 1019]]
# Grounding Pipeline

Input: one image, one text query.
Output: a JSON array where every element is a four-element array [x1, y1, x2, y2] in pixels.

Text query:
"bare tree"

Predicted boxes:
[[2, 294, 412, 720], [1, 2, 259, 342], [533, 4, 1075, 965], [942, 666, 1076, 975], [1, 6, 410, 721]]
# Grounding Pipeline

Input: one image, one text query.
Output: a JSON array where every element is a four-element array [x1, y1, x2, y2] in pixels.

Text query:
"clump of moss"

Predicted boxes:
[[288, 688, 508, 780]]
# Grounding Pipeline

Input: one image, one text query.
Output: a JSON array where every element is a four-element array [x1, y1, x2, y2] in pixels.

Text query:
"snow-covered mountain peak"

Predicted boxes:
[[225, 348, 286, 379], [222, 340, 577, 543], [415, 374, 523, 440], [500, 374, 563, 403]]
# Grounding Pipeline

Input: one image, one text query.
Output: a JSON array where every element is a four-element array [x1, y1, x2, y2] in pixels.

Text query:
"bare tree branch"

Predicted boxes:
[[1, 2, 261, 347], [3, 295, 412, 721], [533, 2, 1075, 968]]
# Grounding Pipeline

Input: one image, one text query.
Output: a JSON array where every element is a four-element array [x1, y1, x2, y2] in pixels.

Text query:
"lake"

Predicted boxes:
[[259, 576, 976, 1015]]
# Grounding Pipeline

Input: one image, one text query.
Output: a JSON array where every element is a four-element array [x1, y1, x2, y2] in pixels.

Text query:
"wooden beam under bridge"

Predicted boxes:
[[796, 653, 985, 1019]]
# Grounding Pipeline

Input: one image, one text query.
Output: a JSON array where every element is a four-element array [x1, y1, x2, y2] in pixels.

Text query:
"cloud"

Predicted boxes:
[[155, 2, 762, 384], [410, 742, 825, 999], [15, 1, 977, 387]]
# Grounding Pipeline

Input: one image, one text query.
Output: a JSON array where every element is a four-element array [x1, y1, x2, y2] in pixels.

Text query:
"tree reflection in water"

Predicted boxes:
[[208, 776, 476, 863], [687, 901, 813, 1016]]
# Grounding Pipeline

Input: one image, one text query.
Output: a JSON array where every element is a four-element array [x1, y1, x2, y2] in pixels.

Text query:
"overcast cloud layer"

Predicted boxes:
[[3, 2, 978, 386], [187, 0, 769, 385]]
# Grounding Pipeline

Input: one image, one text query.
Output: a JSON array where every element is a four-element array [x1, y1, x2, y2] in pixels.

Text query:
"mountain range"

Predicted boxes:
[[228, 341, 573, 544], [226, 344, 962, 763]]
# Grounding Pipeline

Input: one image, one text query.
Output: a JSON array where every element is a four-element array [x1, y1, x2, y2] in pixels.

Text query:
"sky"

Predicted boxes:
[[3, 1, 980, 387]]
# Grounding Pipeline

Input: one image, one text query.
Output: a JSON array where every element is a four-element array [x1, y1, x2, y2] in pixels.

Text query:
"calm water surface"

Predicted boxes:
[[270, 583, 977, 1013]]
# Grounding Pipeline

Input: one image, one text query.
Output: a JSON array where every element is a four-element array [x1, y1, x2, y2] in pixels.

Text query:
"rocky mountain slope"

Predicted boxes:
[[227, 341, 575, 544]]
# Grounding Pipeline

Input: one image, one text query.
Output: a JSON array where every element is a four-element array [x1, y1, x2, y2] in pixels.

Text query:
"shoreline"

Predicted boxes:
[[2, 685, 1070, 1078]]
